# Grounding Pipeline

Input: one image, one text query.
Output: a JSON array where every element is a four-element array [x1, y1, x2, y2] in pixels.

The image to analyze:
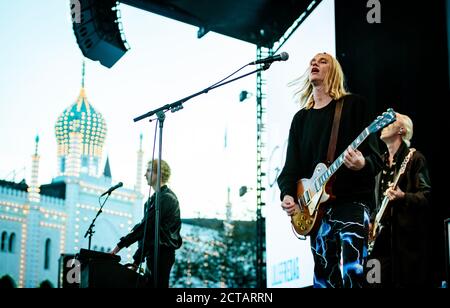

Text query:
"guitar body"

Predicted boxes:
[[291, 163, 334, 236], [368, 205, 389, 255], [371, 197, 389, 240], [368, 224, 385, 256]]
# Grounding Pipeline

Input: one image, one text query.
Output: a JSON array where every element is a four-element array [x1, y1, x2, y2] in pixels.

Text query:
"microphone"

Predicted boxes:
[[100, 182, 123, 197], [249, 52, 289, 65]]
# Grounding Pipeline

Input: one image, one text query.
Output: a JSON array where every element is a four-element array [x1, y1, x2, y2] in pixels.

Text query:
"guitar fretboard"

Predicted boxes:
[[314, 128, 370, 191]]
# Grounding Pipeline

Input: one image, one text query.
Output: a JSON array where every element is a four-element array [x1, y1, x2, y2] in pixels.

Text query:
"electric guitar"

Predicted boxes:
[[291, 108, 396, 237], [367, 148, 416, 254]]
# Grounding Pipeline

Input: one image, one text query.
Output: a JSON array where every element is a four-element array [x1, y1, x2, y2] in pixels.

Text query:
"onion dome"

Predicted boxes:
[[55, 88, 107, 158]]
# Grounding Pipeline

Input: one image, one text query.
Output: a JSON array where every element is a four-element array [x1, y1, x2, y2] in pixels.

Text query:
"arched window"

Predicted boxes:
[[44, 239, 51, 270], [60, 157, 66, 173], [1, 232, 7, 252], [100, 247, 105, 252], [8, 233, 16, 253], [93, 245, 98, 251]]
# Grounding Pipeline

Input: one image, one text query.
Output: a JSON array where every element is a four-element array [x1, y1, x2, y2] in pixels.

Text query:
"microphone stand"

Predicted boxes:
[[84, 193, 112, 250], [133, 62, 273, 288]]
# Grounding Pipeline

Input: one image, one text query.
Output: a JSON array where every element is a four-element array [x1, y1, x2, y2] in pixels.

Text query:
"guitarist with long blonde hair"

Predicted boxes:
[[368, 113, 432, 287], [277, 52, 383, 288]]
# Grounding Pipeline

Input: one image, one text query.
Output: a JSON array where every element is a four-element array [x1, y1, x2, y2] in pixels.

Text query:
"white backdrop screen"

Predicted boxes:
[[265, 0, 336, 288]]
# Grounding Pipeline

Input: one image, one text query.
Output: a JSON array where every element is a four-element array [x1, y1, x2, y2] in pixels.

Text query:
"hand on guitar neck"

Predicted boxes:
[[343, 146, 366, 171]]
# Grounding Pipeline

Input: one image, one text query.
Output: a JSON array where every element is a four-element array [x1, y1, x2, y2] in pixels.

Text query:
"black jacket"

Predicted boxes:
[[117, 185, 182, 264], [277, 94, 383, 211]]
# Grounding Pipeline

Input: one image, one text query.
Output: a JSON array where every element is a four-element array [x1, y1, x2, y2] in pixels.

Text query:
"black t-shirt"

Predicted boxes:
[[277, 94, 383, 210]]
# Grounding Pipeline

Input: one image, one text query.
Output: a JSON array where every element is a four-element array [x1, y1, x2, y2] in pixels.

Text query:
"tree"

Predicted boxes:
[[0, 275, 16, 288]]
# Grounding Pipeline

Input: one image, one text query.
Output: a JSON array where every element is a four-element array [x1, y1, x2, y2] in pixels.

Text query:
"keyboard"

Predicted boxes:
[[76, 248, 121, 263]]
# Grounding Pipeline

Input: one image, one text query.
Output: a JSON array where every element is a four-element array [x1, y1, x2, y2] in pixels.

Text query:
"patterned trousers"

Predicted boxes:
[[310, 201, 370, 288]]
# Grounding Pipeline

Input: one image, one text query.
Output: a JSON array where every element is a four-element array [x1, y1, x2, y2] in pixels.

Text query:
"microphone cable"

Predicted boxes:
[[135, 119, 158, 288]]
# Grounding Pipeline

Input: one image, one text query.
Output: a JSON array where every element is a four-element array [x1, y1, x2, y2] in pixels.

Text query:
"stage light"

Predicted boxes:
[[239, 90, 253, 102]]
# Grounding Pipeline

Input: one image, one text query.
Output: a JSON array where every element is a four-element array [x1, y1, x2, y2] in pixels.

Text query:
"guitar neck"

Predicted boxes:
[[375, 168, 402, 222], [316, 128, 370, 188]]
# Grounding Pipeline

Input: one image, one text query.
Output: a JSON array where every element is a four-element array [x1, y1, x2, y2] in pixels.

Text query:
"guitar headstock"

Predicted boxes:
[[368, 108, 396, 134]]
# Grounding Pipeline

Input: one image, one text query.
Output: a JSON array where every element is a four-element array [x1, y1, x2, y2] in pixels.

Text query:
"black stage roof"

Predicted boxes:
[[120, 0, 320, 47]]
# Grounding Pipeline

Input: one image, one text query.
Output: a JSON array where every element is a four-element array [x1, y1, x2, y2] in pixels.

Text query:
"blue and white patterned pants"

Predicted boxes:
[[310, 201, 370, 288]]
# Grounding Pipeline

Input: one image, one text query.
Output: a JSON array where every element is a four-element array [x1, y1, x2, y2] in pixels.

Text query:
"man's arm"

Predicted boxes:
[[403, 153, 431, 209], [277, 114, 301, 201], [116, 203, 155, 251], [125, 193, 177, 263]]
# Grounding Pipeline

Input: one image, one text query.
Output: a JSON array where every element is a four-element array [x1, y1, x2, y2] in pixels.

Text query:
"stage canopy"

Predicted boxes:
[[120, 0, 320, 47]]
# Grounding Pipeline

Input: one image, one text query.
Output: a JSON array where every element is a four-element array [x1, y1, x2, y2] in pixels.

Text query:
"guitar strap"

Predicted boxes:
[[326, 98, 344, 166]]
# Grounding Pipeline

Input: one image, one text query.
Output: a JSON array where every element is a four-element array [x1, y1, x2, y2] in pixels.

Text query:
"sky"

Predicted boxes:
[[0, 0, 258, 220]]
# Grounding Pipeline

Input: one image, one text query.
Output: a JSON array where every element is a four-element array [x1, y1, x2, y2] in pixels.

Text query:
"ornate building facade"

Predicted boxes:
[[0, 68, 144, 287]]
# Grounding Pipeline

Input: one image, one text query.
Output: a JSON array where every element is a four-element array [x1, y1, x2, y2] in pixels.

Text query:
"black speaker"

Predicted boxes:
[[72, 0, 129, 68], [80, 259, 147, 288], [445, 218, 450, 286]]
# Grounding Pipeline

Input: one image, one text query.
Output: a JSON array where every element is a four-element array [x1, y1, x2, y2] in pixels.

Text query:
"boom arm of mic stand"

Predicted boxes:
[[208, 63, 271, 92], [133, 64, 270, 123]]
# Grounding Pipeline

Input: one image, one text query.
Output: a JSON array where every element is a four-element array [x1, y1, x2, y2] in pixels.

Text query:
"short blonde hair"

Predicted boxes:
[[149, 159, 171, 185], [396, 113, 414, 147], [290, 53, 348, 109]]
